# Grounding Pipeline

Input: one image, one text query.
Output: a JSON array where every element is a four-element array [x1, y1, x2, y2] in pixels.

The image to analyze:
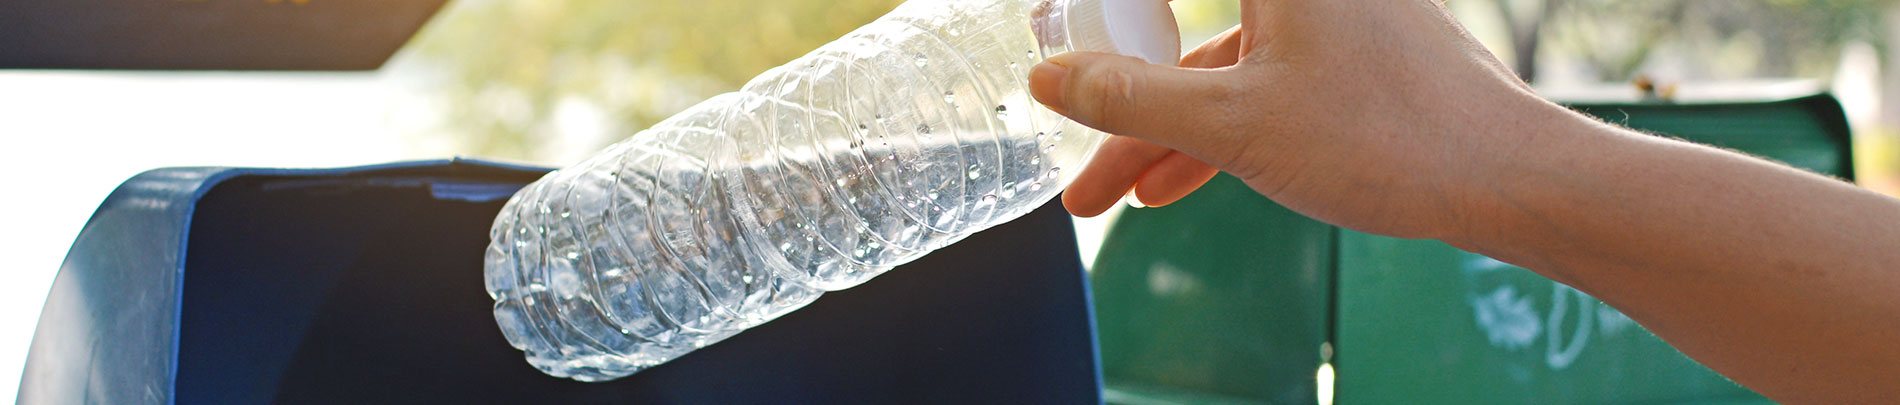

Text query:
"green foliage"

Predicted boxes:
[[1539, 0, 1894, 81], [1544, 0, 1688, 81], [1169, 0, 1240, 47], [407, 0, 908, 160]]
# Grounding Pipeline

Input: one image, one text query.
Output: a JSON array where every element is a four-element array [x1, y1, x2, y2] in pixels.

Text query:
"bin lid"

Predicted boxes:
[[0, 0, 448, 70]]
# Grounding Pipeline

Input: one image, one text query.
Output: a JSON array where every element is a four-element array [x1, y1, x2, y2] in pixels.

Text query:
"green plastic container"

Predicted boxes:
[[1089, 92, 1852, 404], [1091, 173, 1335, 404]]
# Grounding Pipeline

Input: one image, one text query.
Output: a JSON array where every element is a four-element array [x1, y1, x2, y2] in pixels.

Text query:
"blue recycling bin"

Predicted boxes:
[[18, 159, 1104, 404]]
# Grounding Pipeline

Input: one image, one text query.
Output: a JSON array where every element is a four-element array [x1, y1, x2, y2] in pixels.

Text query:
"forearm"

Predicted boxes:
[[1455, 102, 1900, 403], [1031, 0, 1896, 397]]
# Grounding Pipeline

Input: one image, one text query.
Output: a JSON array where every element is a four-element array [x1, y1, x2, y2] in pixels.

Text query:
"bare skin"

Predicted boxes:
[[1029, 0, 1900, 402]]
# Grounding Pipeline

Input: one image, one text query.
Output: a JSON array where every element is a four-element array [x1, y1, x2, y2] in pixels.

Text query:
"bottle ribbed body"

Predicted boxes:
[[485, 0, 1105, 381]]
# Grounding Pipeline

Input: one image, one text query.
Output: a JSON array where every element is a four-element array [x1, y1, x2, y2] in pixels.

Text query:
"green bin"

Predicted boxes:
[[1089, 91, 1853, 404], [1091, 174, 1336, 404]]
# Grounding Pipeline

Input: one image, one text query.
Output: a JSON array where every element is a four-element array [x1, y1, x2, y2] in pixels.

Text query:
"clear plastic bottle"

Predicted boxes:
[[485, 0, 1179, 381]]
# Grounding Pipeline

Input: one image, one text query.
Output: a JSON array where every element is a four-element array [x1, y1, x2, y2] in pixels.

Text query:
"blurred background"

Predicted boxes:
[[3, 0, 1899, 400]]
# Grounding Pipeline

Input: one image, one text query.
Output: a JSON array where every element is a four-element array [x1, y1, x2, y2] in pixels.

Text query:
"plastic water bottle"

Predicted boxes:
[[485, 0, 1179, 381]]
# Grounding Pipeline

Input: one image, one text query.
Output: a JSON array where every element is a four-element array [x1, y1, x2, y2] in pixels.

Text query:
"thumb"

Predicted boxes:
[[1028, 52, 1241, 151]]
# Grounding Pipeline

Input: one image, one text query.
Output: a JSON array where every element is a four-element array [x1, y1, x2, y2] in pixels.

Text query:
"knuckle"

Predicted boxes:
[[1069, 60, 1141, 129]]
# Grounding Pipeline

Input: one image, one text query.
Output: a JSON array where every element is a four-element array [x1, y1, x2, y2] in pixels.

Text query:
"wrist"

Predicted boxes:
[[1441, 94, 1611, 283]]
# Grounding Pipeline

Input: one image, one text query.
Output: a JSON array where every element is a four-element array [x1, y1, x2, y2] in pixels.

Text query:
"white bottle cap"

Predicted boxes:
[[1063, 0, 1182, 65]]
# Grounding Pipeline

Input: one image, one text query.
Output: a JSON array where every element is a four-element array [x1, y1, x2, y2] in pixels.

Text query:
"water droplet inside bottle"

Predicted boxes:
[[994, 105, 1008, 119], [914, 53, 929, 68], [942, 91, 956, 104], [1044, 144, 1056, 153], [916, 124, 932, 136], [1027, 50, 1036, 59], [967, 169, 980, 180], [981, 194, 999, 204], [858, 123, 869, 131], [1053, 131, 1065, 141], [1030, 182, 1044, 191], [948, 27, 962, 36], [1047, 167, 1061, 179]]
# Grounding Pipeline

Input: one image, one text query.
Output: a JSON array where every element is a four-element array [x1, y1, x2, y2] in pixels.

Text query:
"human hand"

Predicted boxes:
[[1032, 0, 1570, 241]]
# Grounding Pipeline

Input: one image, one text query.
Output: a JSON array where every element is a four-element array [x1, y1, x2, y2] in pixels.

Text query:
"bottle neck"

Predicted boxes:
[[1030, 0, 1078, 60]]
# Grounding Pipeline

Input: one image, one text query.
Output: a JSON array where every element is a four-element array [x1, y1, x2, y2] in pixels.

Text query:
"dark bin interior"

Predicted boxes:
[[143, 164, 1098, 403]]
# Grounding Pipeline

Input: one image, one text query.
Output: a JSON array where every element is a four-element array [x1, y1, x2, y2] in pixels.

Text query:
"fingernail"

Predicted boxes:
[[1028, 61, 1070, 112]]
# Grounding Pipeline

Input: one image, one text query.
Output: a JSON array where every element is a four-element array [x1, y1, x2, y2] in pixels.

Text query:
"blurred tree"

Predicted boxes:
[[1545, 0, 1689, 82], [1472, 0, 1891, 82], [406, 0, 906, 162], [405, 0, 1892, 162], [1491, 0, 1562, 81], [1688, 0, 1892, 77]]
